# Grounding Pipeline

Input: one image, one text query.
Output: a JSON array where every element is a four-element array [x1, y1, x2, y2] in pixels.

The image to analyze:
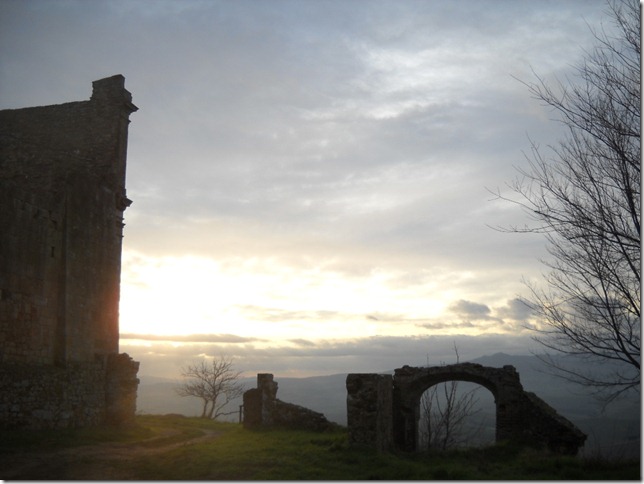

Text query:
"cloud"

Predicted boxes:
[[420, 321, 477, 331], [233, 305, 343, 324], [121, 333, 261, 344], [448, 300, 493, 319], [495, 298, 535, 322], [288, 338, 316, 347], [121, 332, 540, 379], [1, 0, 613, 356], [411, 297, 541, 334]]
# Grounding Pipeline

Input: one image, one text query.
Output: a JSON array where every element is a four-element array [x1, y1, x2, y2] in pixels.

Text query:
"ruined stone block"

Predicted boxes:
[[243, 373, 335, 432]]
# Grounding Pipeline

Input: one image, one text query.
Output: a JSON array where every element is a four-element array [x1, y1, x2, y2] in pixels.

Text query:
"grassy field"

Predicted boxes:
[[0, 414, 639, 480]]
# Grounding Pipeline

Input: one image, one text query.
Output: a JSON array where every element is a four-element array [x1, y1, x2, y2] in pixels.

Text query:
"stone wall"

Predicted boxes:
[[0, 186, 65, 365], [105, 353, 141, 426], [243, 374, 335, 432], [519, 391, 588, 454], [0, 354, 138, 429], [0, 362, 106, 429], [346, 373, 393, 452], [0, 75, 139, 428]]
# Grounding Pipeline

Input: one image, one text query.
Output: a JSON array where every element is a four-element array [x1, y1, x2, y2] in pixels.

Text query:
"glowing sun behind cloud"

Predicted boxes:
[[118, 250, 455, 342]]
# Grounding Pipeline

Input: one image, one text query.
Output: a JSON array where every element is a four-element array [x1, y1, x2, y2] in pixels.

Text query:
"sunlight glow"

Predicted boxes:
[[119, 250, 458, 341]]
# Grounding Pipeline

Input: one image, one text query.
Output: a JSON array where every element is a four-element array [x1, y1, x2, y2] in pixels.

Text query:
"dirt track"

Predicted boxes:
[[0, 425, 222, 480]]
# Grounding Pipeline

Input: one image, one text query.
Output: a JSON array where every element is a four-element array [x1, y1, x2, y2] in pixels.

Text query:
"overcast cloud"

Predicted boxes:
[[0, 0, 614, 377], [122, 332, 540, 378]]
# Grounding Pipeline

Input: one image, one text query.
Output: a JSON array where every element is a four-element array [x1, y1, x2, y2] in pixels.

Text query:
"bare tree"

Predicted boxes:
[[419, 346, 482, 451], [419, 380, 482, 451], [494, 0, 640, 404], [176, 355, 245, 420]]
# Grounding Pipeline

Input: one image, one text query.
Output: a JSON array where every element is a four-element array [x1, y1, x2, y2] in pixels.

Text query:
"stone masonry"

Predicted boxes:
[[346, 373, 393, 452], [0, 75, 139, 429], [347, 363, 587, 455], [243, 374, 335, 432]]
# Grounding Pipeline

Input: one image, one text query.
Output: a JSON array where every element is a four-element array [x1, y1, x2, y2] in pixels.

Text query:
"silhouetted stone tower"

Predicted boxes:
[[0, 75, 140, 428]]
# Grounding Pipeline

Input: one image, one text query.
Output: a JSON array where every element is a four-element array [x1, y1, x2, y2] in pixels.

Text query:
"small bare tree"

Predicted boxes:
[[419, 346, 482, 451], [419, 380, 481, 451], [176, 355, 245, 420]]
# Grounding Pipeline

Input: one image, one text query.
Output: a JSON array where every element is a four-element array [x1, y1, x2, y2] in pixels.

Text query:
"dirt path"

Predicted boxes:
[[0, 425, 223, 480]]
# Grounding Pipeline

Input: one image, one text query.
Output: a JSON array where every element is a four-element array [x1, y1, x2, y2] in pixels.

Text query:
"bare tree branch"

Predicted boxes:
[[493, 0, 640, 403], [419, 347, 483, 451], [175, 355, 245, 420]]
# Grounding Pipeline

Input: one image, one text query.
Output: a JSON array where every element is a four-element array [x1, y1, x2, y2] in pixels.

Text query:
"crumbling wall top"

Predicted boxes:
[[91, 74, 138, 113]]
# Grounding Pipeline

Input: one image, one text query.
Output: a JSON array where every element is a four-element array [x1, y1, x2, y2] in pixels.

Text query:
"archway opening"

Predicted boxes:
[[417, 381, 496, 451]]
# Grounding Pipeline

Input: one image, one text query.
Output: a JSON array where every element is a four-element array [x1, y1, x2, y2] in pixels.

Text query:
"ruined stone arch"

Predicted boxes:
[[392, 363, 524, 452], [399, 367, 502, 407], [405, 370, 500, 449], [347, 362, 587, 455]]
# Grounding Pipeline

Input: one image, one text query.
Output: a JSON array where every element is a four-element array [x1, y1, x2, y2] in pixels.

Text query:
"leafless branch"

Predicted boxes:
[[175, 355, 245, 420], [494, 0, 640, 403]]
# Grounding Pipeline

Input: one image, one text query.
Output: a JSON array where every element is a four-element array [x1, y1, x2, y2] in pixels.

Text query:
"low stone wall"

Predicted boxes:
[[0, 353, 139, 429], [519, 391, 587, 454], [272, 399, 333, 431], [243, 373, 335, 432]]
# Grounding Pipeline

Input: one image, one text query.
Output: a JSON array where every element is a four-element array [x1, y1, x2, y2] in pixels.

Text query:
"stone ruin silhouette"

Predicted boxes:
[[0, 75, 139, 429], [243, 373, 336, 432], [240, 365, 585, 456], [347, 362, 587, 455]]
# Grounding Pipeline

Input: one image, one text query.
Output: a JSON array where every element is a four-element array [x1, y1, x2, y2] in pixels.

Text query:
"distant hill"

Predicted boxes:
[[136, 353, 639, 459], [137, 373, 349, 425]]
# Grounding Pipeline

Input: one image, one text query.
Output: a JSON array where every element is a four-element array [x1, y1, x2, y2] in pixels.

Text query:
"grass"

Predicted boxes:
[[0, 414, 639, 480]]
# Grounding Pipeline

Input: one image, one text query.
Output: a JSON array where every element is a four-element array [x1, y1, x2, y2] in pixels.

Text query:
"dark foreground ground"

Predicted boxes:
[[0, 415, 639, 480]]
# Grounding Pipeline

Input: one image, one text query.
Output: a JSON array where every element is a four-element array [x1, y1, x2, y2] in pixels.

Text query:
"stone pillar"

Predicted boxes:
[[493, 365, 524, 442], [392, 396, 419, 452], [346, 373, 393, 452], [258, 373, 278, 426], [105, 353, 139, 426], [243, 373, 278, 429], [242, 388, 261, 429], [391, 365, 422, 452]]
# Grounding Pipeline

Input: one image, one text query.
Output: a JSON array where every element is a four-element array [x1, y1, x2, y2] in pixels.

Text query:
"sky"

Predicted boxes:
[[0, 0, 616, 378]]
